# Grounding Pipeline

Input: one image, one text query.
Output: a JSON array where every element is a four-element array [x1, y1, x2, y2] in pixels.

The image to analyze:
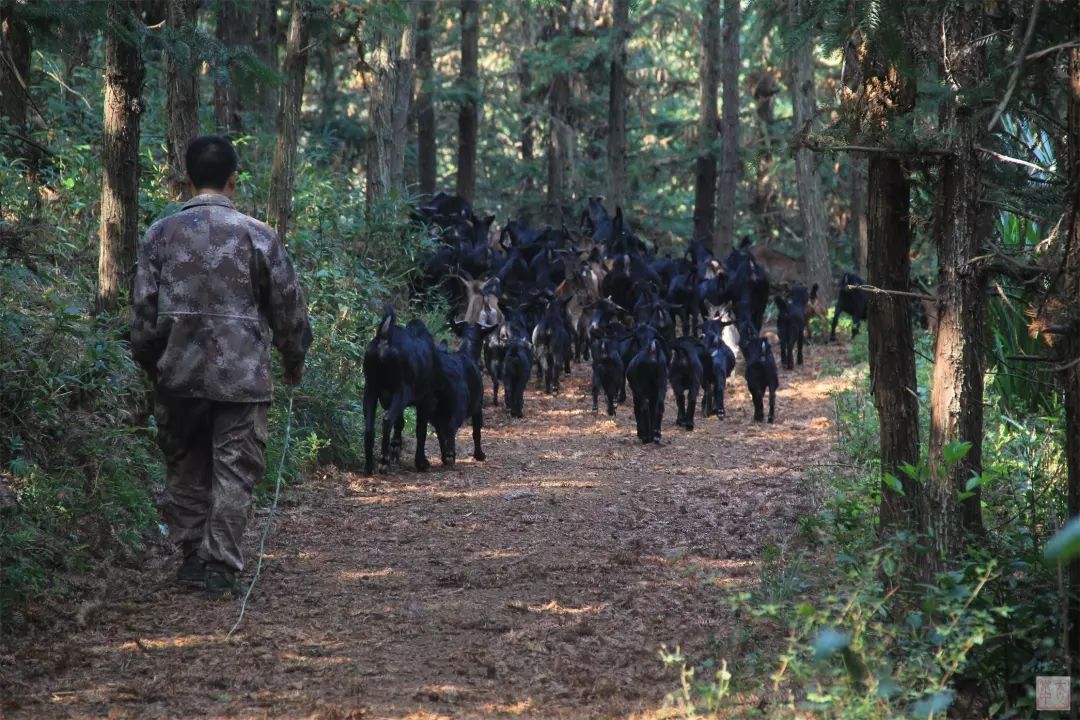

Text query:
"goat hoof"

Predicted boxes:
[[363, 465, 375, 477], [685, 424, 694, 431], [768, 417, 775, 424], [474, 450, 486, 462], [416, 457, 430, 472], [442, 455, 455, 467]]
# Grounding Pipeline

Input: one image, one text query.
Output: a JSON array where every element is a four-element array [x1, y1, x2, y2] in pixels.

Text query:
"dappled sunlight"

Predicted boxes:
[[525, 599, 609, 615], [117, 633, 219, 652], [339, 567, 402, 582]]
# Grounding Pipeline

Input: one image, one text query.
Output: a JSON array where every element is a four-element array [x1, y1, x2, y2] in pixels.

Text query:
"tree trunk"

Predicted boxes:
[[928, 5, 988, 555], [606, 0, 628, 211], [715, 0, 740, 256], [545, 0, 572, 226], [97, 0, 145, 313], [166, 0, 201, 200], [364, 0, 418, 208], [456, 0, 479, 202], [213, 0, 252, 135], [0, 1, 31, 131], [1065, 32, 1080, 681], [851, 156, 868, 276], [867, 156, 921, 535], [266, 0, 310, 241], [254, 0, 280, 119], [788, 0, 831, 305], [415, 0, 436, 197], [692, 0, 719, 245]]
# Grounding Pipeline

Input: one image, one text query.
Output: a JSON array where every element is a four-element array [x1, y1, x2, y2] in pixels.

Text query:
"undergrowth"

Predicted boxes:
[[0, 119, 437, 629], [664, 331, 1068, 719]]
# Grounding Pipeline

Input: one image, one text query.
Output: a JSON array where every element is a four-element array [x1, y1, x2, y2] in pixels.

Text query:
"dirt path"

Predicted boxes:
[[3, 343, 852, 719]]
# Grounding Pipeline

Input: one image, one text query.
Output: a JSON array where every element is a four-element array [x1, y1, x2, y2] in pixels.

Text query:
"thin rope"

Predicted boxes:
[[227, 387, 295, 640]]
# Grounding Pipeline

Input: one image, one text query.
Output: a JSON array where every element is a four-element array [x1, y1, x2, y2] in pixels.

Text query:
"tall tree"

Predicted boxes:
[[253, 0, 280, 119], [415, 0, 436, 197], [364, 0, 418, 207], [855, 38, 921, 537], [787, 0, 832, 304], [456, 0, 478, 202], [97, 0, 145, 312], [928, 1, 989, 549], [606, 0, 629, 211], [715, 0, 740, 255], [0, 1, 30, 132], [518, 13, 536, 205], [213, 0, 253, 134], [1063, 14, 1080, 677], [692, 0, 720, 245], [850, 157, 868, 276], [266, 0, 310, 241], [165, 0, 201, 200], [545, 0, 572, 225]]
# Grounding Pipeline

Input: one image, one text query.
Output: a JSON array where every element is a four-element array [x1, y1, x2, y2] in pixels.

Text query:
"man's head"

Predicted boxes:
[[185, 135, 238, 195]]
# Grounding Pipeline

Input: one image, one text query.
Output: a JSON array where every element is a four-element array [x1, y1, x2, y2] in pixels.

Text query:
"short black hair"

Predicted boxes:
[[185, 135, 238, 190]]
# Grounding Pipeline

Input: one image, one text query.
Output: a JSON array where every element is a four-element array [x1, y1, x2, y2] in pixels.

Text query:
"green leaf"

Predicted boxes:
[[813, 627, 851, 660], [1044, 518, 1080, 563], [942, 440, 972, 465], [883, 473, 905, 495]]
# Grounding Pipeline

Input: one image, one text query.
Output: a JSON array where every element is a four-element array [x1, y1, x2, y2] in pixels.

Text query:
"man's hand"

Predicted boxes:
[[283, 364, 304, 386]]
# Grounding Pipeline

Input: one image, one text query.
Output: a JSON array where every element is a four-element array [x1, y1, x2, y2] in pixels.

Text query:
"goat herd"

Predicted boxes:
[[361, 193, 869, 476]]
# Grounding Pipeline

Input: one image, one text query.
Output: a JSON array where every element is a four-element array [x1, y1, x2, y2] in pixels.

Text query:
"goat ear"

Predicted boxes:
[[450, 320, 468, 337], [810, 283, 819, 302]]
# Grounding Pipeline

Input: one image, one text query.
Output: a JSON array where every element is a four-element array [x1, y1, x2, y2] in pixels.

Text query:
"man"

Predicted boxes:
[[131, 135, 312, 600]]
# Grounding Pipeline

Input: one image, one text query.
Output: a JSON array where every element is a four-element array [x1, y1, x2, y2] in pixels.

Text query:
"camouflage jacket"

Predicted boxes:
[[131, 194, 312, 402]]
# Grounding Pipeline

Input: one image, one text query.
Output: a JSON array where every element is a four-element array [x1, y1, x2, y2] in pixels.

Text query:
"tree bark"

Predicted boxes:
[[788, 0, 831, 304], [1063, 18, 1080, 680], [456, 0, 479, 202], [867, 156, 921, 535], [415, 0, 436, 197], [544, 0, 572, 226], [606, 0, 628, 212], [254, 0, 280, 120], [518, 14, 536, 204], [166, 0, 201, 200], [364, 0, 418, 208], [213, 0, 252, 135], [715, 0, 740, 256], [851, 156, 868, 276], [928, 5, 989, 553], [97, 0, 145, 313], [692, 0, 719, 245], [0, 1, 30, 131], [266, 0, 310, 241]]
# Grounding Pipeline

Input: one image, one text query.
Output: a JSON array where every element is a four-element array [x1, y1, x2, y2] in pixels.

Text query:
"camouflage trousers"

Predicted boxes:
[[156, 392, 269, 572]]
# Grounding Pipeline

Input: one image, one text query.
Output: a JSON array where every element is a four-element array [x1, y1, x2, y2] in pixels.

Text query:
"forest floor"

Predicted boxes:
[[2, 340, 855, 719]]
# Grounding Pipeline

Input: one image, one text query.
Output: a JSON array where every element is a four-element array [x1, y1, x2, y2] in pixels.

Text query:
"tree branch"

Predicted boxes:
[[975, 145, 1055, 175], [986, 0, 1041, 132]]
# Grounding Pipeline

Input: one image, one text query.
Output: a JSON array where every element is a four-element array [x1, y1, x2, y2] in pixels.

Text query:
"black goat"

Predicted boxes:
[[432, 339, 487, 466], [705, 335, 736, 418], [669, 337, 704, 430], [591, 333, 625, 416], [532, 298, 572, 393], [500, 336, 533, 418], [626, 337, 668, 444], [831, 272, 868, 341], [362, 307, 437, 475], [775, 284, 812, 370], [740, 323, 778, 423]]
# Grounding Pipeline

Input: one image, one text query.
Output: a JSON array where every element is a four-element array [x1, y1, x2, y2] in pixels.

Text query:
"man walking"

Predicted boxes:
[[131, 135, 312, 599]]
